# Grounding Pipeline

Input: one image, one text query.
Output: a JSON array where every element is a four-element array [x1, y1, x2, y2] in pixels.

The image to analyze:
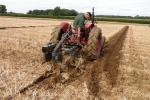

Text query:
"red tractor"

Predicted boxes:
[[42, 7, 105, 65]]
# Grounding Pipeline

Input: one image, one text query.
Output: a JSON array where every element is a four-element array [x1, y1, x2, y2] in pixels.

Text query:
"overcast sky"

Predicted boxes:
[[0, 0, 150, 16]]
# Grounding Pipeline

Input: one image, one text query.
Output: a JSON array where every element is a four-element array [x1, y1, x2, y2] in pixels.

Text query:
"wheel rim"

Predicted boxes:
[[96, 35, 101, 55]]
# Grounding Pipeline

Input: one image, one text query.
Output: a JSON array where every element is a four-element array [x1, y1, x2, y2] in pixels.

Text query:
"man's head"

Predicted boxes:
[[84, 12, 92, 19]]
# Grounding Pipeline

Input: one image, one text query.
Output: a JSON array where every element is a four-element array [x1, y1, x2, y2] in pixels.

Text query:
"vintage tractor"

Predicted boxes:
[[42, 7, 105, 66]]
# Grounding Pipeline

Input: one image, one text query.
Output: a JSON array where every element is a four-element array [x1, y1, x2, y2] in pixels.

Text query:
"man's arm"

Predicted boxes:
[[77, 27, 81, 37]]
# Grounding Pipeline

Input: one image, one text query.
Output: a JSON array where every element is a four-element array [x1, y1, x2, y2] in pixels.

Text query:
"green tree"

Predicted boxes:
[[32, 10, 39, 14], [53, 6, 61, 16], [61, 9, 69, 16], [0, 5, 7, 13], [47, 9, 53, 15], [69, 9, 78, 16], [61, 9, 78, 16], [27, 10, 32, 14], [135, 15, 140, 18]]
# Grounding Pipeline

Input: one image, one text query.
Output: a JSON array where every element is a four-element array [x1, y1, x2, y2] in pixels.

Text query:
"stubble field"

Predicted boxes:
[[0, 17, 150, 100]]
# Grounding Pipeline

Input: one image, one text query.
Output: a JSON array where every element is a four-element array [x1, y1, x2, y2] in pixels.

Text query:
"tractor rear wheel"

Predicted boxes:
[[87, 27, 103, 61], [50, 26, 62, 43]]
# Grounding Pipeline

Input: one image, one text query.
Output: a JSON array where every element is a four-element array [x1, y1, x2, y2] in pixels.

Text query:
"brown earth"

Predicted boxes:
[[0, 17, 150, 100]]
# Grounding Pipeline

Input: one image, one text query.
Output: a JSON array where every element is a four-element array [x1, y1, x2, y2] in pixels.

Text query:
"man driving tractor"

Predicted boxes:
[[42, 7, 105, 64], [72, 12, 92, 44]]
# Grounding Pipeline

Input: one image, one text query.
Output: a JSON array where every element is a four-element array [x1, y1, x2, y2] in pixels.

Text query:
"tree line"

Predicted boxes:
[[27, 6, 78, 16], [96, 15, 150, 19], [0, 4, 150, 19]]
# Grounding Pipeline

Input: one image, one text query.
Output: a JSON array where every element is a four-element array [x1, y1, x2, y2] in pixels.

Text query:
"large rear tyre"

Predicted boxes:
[[50, 26, 62, 43], [87, 27, 103, 61], [101, 36, 106, 52]]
